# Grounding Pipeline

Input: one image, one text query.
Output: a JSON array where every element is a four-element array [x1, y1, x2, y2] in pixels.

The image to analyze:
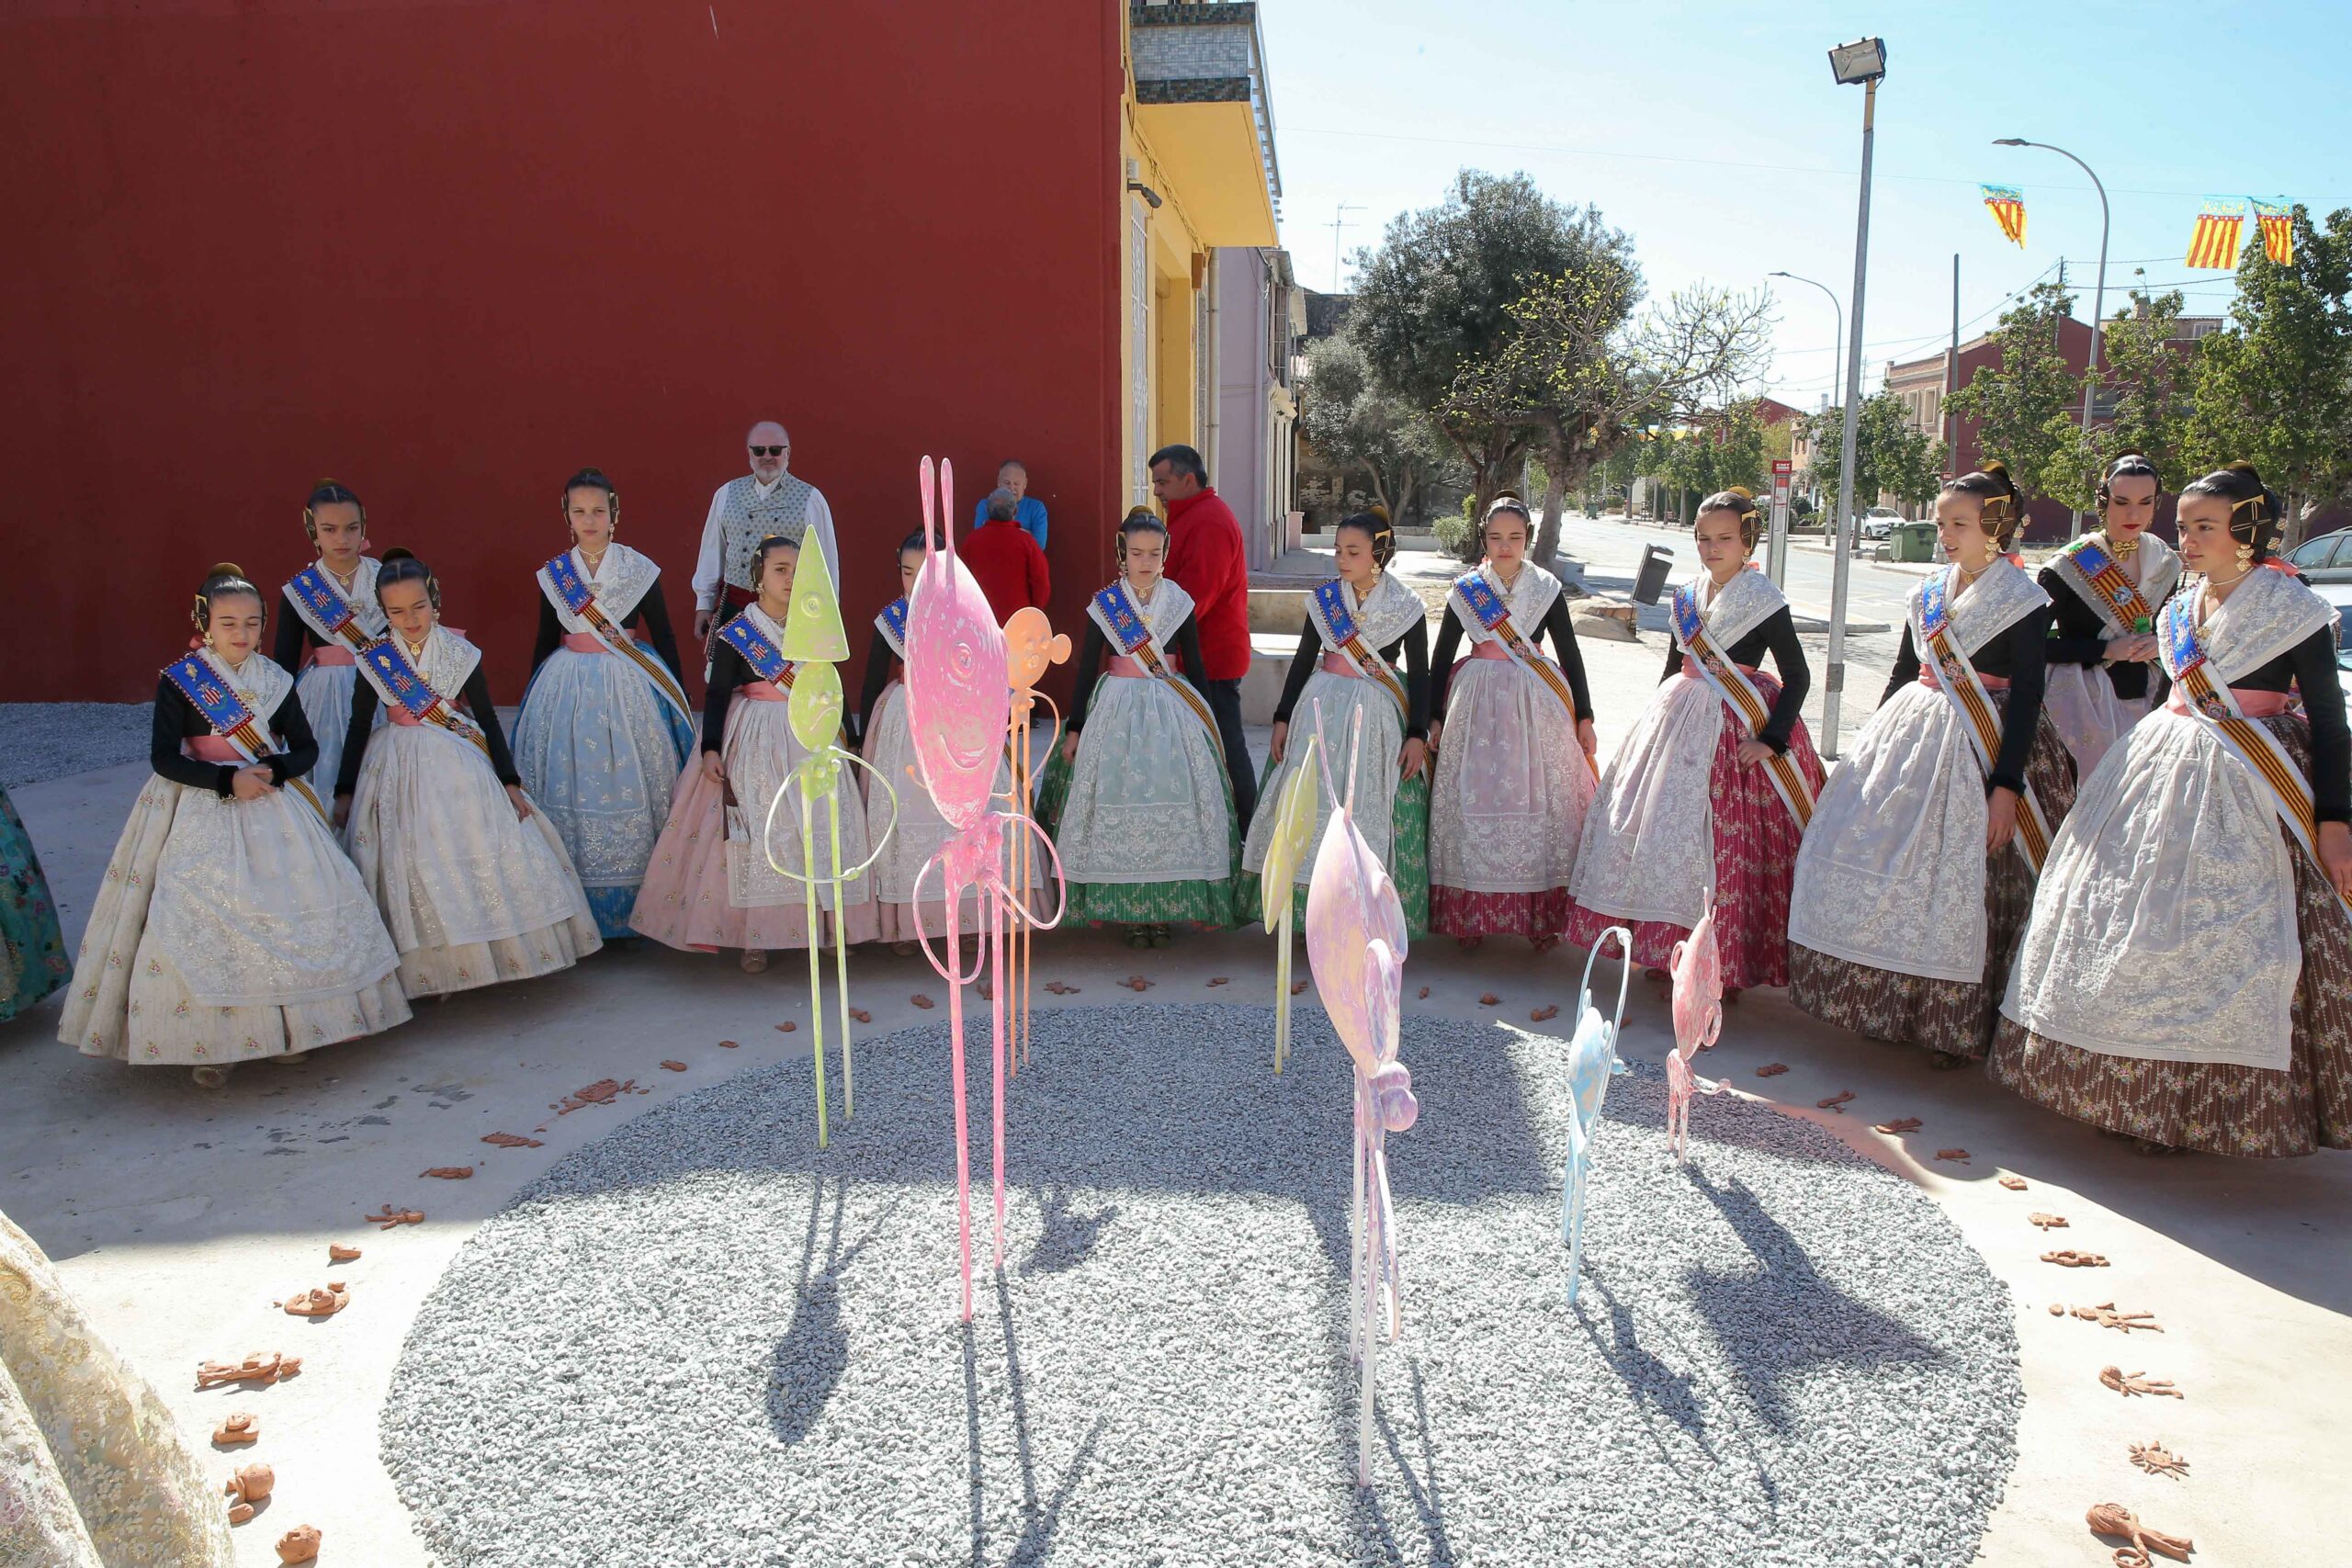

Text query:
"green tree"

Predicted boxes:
[[2185, 205, 2352, 547], [1801, 391, 1946, 516], [1944, 279, 2081, 506], [1349, 170, 1638, 524], [1299, 326, 1455, 526], [2041, 289, 2199, 513]]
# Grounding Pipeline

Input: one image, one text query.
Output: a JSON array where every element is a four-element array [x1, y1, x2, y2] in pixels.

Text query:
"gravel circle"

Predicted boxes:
[[382, 1003, 2018, 1567], [0, 703, 153, 787]]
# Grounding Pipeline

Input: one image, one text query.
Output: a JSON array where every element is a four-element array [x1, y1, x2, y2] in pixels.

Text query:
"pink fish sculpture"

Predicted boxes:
[[1302, 705, 1415, 1488], [1664, 897, 1724, 1164], [902, 456, 1066, 1321]]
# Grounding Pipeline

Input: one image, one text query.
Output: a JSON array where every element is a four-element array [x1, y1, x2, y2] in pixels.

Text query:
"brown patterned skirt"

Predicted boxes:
[[1789, 696, 2077, 1060], [1988, 715, 2352, 1156]]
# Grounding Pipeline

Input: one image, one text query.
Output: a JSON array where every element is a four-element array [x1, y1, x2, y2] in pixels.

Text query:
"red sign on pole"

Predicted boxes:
[[1771, 458, 1793, 476]]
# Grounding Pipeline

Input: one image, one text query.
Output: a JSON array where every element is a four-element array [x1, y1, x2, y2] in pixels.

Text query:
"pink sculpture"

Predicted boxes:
[[1663, 896, 1724, 1164], [901, 456, 1067, 1321], [1302, 706, 1417, 1488]]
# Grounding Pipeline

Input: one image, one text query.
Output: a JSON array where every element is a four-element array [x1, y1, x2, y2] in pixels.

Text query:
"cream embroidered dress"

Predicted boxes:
[[0, 1208, 234, 1566], [59, 649, 409, 1066], [280, 554, 384, 801], [2039, 532, 2181, 777], [344, 626, 601, 996], [513, 544, 695, 937]]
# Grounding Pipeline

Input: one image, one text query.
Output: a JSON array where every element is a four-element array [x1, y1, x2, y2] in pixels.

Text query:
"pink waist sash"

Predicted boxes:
[[1319, 651, 1360, 677], [386, 705, 424, 727], [560, 629, 650, 655], [308, 646, 356, 669], [1679, 656, 1763, 681], [1918, 666, 2010, 692], [184, 736, 242, 762], [1105, 654, 1149, 679], [2167, 686, 2293, 718], [1469, 641, 1512, 661], [735, 679, 790, 703]]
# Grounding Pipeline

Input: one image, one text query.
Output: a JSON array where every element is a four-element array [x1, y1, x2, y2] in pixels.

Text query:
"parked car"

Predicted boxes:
[[1858, 506, 1901, 541], [2317, 581, 2352, 705], [2286, 527, 2352, 583]]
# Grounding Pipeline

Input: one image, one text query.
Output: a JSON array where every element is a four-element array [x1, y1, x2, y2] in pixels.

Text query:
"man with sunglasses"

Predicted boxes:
[[690, 420, 839, 669]]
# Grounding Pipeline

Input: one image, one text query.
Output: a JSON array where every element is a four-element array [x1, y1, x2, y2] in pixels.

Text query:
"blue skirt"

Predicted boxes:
[[0, 785, 69, 1021]]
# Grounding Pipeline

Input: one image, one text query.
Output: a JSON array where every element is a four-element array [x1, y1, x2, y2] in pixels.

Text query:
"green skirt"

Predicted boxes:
[[1233, 757, 1430, 940], [1034, 737, 1242, 929]]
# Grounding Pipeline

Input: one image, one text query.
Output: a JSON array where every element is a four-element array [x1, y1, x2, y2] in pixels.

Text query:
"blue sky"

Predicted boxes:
[[1261, 0, 2351, 409]]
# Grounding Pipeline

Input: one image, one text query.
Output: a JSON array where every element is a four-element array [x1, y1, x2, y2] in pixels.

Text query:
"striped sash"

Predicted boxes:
[[285, 565, 374, 653], [1917, 572, 2052, 874], [1669, 583, 1814, 827], [2162, 593, 2350, 916], [538, 552, 693, 726], [1452, 570, 1579, 721], [358, 638, 492, 759], [160, 654, 329, 819], [1308, 580, 1409, 720], [1090, 582, 1223, 758], [718, 612, 798, 696], [2062, 538, 2157, 637]]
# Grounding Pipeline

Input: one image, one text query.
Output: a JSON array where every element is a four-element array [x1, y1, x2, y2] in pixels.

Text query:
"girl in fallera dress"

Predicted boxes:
[[1425, 495, 1597, 949], [62, 565, 409, 1087], [631, 535, 879, 970], [513, 468, 696, 938], [335, 550, 602, 997], [1788, 463, 2077, 1065], [1237, 510, 1430, 936], [2036, 454, 2182, 778], [1035, 509, 1238, 947], [0, 784, 67, 1025], [274, 479, 386, 802], [1994, 463, 2352, 1156], [855, 531, 1016, 953], [1562, 489, 1826, 994]]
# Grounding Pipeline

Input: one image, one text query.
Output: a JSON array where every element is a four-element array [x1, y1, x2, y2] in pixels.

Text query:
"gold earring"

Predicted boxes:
[[2235, 541, 2255, 570]]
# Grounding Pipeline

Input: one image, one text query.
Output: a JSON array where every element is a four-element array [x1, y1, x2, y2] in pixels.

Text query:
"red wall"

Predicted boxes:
[[0, 0, 1124, 704]]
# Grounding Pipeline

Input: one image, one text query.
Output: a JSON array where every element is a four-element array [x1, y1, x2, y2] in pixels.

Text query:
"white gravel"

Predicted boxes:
[[0, 703, 153, 787], [382, 1003, 2018, 1567]]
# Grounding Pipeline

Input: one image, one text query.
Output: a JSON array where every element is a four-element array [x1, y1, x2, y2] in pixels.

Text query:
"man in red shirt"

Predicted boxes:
[[1152, 444, 1257, 822], [960, 486, 1051, 626]]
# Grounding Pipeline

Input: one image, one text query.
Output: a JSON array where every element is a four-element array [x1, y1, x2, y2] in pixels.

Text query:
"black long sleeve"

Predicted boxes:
[[1066, 621, 1108, 734], [702, 642, 752, 756], [1532, 595, 1594, 723], [1398, 620, 1430, 740], [854, 624, 898, 746], [1429, 604, 1465, 716], [272, 598, 311, 671], [1882, 624, 1923, 707], [337, 660, 520, 793], [1985, 608, 2051, 796], [530, 596, 563, 675], [1660, 604, 1809, 753], [2039, 564, 2155, 702], [2223, 627, 2351, 824], [1170, 616, 1208, 687], [152, 678, 318, 795], [1270, 621, 1319, 727]]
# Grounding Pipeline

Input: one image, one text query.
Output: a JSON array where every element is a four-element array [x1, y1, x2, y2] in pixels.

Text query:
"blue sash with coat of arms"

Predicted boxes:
[[160, 654, 328, 818]]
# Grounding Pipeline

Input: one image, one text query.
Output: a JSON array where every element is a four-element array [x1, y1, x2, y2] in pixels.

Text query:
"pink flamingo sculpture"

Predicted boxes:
[[1662, 895, 1724, 1164], [1302, 705, 1418, 1488], [900, 456, 1068, 1321]]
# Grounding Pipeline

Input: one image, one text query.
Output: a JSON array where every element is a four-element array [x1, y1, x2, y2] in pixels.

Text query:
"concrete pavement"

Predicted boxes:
[[3, 694, 2346, 1565]]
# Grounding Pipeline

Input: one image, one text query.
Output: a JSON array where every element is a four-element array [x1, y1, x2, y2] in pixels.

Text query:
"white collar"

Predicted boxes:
[[750, 471, 786, 497]]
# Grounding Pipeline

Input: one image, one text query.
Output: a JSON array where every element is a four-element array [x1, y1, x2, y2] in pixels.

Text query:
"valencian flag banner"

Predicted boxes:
[[2184, 197, 2247, 269], [2255, 200, 2294, 265], [1980, 184, 2027, 248]]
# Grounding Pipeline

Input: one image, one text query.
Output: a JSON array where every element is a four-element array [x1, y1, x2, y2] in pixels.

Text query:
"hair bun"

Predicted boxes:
[[1981, 459, 2010, 480], [2225, 459, 2262, 479], [1365, 503, 1392, 524], [205, 560, 245, 581], [1724, 485, 1755, 502], [382, 547, 417, 563], [1490, 491, 1524, 505]]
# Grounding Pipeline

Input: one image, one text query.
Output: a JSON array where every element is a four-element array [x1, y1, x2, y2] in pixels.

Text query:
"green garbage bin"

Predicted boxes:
[[1892, 521, 1938, 563]]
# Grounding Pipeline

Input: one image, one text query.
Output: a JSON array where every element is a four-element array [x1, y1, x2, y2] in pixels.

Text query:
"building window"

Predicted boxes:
[[1131, 199, 1152, 507]]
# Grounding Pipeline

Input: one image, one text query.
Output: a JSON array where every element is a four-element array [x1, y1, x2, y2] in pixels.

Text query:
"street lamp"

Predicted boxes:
[[1768, 269, 1843, 583], [1818, 36, 1885, 760], [1996, 137, 2109, 539]]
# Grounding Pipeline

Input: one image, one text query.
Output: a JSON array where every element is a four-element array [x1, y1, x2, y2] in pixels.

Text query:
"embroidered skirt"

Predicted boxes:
[[1034, 674, 1238, 928], [1236, 668, 1429, 939], [1789, 696, 2076, 1059], [1988, 715, 2352, 1156], [630, 696, 879, 953], [0, 785, 67, 1022], [294, 660, 361, 818], [513, 644, 696, 937], [1427, 652, 1593, 939], [1562, 671, 1826, 988], [60, 776, 410, 1064], [862, 681, 1026, 942], [345, 725, 602, 998]]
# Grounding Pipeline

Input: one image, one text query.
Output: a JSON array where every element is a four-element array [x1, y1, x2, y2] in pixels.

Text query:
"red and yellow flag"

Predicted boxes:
[[2184, 197, 2246, 269], [2254, 200, 2294, 265], [1980, 184, 2027, 248]]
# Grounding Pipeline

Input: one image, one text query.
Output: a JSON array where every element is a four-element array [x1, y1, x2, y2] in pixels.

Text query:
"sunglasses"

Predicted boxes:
[[749, 446, 786, 457]]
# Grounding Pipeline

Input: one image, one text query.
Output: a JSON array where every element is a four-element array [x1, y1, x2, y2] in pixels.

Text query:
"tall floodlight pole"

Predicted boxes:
[[1328, 201, 1363, 293], [1820, 36, 1887, 759], [1997, 138, 2109, 538]]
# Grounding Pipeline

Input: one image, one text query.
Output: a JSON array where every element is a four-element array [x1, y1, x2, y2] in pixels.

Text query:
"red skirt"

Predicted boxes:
[[1561, 671, 1826, 988]]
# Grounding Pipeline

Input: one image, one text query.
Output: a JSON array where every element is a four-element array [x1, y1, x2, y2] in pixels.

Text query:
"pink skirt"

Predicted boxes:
[[1562, 671, 1826, 988]]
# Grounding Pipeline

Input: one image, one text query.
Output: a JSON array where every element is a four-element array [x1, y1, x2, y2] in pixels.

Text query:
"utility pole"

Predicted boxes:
[[1945, 254, 1960, 465], [1996, 138, 2110, 538], [1327, 202, 1363, 294]]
